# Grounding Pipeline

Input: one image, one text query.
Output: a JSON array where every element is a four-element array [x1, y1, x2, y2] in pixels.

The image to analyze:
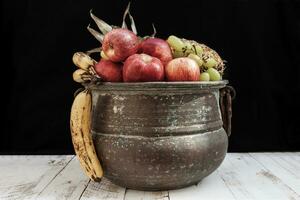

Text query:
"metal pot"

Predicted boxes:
[[88, 81, 235, 191]]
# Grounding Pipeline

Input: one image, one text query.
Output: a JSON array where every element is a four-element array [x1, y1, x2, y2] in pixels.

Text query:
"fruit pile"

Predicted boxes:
[[72, 4, 225, 83], [70, 4, 227, 181], [73, 5, 224, 83]]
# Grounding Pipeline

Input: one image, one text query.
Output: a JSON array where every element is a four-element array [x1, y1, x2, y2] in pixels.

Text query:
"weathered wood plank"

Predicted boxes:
[[0, 155, 73, 200], [124, 189, 169, 200], [79, 178, 126, 200], [169, 169, 237, 200], [218, 153, 300, 200], [36, 156, 90, 200], [1, 153, 300, 200], [265, 152, 300, 177], [249, 153, 300, 195]]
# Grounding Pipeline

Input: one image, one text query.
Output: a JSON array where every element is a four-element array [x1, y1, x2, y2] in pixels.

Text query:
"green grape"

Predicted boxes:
[[167, 35, 185, 51], [199, 72, 210, 81], [203, 58, 217, 68], [194, 45, 203, 56], [183, 42, 194, 54], [101, 51, 109, 60], [173, 50, 185, 58], [207, 68, 221, 81], [188, 53, 203, 67]]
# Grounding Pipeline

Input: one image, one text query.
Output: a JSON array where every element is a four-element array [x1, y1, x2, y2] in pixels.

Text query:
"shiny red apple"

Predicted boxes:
[[123, 54, 165, 82], [94, 59, 123, 82], [102, 28, 140, 62], [165, 57, 200, 81], [139, 38, 173, 65]]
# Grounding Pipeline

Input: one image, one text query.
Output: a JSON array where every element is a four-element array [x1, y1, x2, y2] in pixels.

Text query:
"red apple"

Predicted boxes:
[[165, 57, 200, 81], [94, 59, 123, 82], [123, 54, 165, 82], [139, 38, 173, 65], [102, 28, 140, 62]]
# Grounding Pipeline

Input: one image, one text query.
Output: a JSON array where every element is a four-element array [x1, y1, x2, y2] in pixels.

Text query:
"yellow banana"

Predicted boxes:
[[72, 52, 96, 70], [70, 90, 103, 181], [72, 69, 92, 83]]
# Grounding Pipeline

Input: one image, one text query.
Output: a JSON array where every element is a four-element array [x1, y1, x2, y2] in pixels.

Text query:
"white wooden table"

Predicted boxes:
[[0, 153, 299, 200]]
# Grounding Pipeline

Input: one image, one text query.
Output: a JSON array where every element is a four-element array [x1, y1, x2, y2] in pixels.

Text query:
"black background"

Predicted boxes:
[[2, 0, 300, 154]]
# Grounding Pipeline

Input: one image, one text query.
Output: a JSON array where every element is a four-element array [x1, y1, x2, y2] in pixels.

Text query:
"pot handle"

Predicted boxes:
[[219, 85, 236, 137]]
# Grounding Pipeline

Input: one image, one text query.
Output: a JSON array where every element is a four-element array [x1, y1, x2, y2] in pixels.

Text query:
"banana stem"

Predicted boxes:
[[73, 88, 85, 98]]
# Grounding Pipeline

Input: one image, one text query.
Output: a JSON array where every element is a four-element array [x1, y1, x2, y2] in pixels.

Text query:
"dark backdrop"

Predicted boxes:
[[2, 0, 300, 154]]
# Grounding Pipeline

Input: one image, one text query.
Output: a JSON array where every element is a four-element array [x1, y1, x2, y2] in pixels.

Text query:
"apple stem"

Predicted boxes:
[[87, 24, 104, 43], [90, 9, 112, 34]]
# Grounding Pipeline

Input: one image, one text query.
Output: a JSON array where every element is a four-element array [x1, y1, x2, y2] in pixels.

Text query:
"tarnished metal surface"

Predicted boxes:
[[89, 81, 230, 190], [220, 86, 236, 137]]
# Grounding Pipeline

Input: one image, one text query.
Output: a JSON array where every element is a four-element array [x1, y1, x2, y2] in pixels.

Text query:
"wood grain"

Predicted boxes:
[[218, 153, 300, 200], [79, 178, 126, 200], [124, 190, 169, 200], [250, 153, 300, 195], [36, 156, 89, 200], [169, 170, 237, 200], [0, 155, 73, 200], [1, 153, 300, 200]]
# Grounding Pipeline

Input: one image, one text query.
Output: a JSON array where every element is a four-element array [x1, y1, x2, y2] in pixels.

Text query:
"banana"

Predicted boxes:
[[70, 90, 103, 181], [73, 69, 92, 83], [72, 52, 96, 70]]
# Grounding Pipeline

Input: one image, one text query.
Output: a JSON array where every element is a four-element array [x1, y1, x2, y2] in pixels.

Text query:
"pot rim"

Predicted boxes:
[[87, 80, 228, 91]]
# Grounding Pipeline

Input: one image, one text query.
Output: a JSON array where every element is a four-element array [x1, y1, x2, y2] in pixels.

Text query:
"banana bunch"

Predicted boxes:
[[70, 89, 103, 181], [72, 52, 97, 83]]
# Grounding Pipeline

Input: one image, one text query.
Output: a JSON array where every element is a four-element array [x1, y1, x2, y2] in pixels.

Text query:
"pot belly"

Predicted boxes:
[[91, 89, 228, 190], [93, 128, 227, 190]]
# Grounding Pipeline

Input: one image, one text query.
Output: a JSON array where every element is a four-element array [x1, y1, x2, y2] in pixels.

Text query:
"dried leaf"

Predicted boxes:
[[90, 10, 112, 34], [87, 24, 104, 43]]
